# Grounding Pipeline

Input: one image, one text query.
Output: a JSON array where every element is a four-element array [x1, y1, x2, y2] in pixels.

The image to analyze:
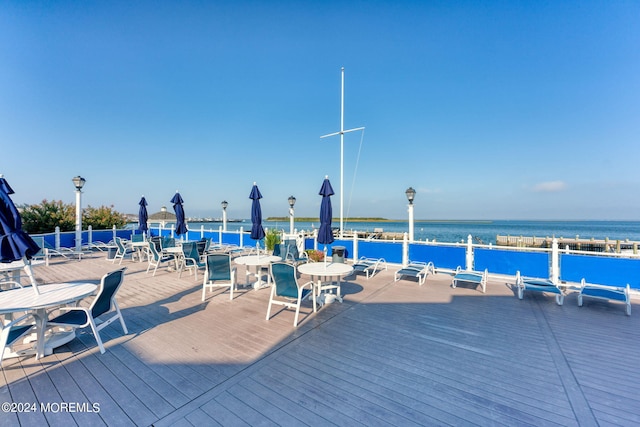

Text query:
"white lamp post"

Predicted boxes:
[[72, 176, 86, 254], [288, 195, 296, 234], [405, 187, 416, 242], [221, 200, 228, 232]]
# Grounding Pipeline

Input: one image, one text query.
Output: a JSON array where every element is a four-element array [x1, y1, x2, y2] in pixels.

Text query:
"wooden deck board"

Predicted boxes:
[[2, 252, 640, 426]]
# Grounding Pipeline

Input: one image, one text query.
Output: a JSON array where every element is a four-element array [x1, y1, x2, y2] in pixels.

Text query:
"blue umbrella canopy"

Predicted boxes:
[[0, 175, 40, 263], [317, 176, 335, 245], [249, 183, 265, 241], [171, 191, 188, 236], [138, 196, 149, 233]]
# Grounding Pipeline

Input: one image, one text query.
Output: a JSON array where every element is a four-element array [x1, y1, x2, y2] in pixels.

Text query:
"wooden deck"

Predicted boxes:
[[2, 252, 639, 426]]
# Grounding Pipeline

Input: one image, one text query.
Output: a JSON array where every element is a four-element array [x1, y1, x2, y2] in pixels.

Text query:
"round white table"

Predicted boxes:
[[0, 282, 98, 359], [160, 246, 184, 271], [0, 260, 45, 290], [130, 241, 149, 262], [297, 262, 354, 303], [234, 255, 282, 289]]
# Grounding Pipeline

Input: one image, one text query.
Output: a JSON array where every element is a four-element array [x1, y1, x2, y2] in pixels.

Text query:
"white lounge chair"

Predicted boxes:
[[394, 261, 434, 286], [353, 257, 387, 279], [452, 267, 487, 293], [515, 271, 564, 305], [31, 235, 74, 265], [578, 280, 631, 316]]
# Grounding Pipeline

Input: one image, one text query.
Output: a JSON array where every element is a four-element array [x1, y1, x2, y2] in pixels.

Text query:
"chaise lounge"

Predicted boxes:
[[514, 271, 564, 305], [352, 257, 387, 279], [394, 261, 434, 286], [578, 280, 631, 316], [452, 267, 487, 293]]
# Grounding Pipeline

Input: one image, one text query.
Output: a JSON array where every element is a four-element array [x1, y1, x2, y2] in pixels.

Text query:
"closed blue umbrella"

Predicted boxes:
[[249, 183, 265, 241], [138, 196, 148, 234], [171, 191, 188, 237], [317, 176, 335, 245], [0, 175, 41, 294]]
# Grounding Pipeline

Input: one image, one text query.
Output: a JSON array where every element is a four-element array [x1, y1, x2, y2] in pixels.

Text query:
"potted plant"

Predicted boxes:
[[264, 228, 281, 253], [305, 249, 325, 262]]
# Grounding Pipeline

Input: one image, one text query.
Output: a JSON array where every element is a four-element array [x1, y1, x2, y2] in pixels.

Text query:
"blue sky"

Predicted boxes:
[[2, 1, 639, 221]]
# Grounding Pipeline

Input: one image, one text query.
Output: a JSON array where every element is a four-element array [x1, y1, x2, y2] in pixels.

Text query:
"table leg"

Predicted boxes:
[[32, 308, 80, 359], [33, 309, 46, 360], [252, 265, 269, 290]]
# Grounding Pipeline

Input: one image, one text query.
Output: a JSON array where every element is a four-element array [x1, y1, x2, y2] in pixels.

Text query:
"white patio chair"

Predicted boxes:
[[1, 313, 35, 365], [45, 268, 128, 354], [266, 262, 316, 327], [202, 253, 236, 301], [146, 241, 176, 276]]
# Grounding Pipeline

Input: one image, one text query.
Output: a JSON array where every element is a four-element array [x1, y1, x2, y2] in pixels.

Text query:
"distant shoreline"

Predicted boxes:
[[265, 217, 494, 224]]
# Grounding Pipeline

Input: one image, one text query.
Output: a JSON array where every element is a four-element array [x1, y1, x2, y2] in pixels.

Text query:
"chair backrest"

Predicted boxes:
[[147, 241, 161, 261], [161, 237, 175, 249], [206, 254, 232, 281], [115, 237, 127, 252], [284, 240, 300, 260], [91, 268, 126, 318], [270, 262, 298, 298], [150, 236, 162, 251], [182, 242, 199, 260], [30, 235, 45, 258], [197, 238, 208, 256], [273, 243, 283, 258], [131, 234, 144, 243]]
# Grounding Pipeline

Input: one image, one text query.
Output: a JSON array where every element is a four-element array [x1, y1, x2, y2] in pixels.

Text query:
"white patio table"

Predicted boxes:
[[0, 282, 98, 359], [0, 260, 44, 290], [234, 254, 282, 289], [297, 262, 354, 304], [130, 240, 149, 262], [162, 246, 184, 271]]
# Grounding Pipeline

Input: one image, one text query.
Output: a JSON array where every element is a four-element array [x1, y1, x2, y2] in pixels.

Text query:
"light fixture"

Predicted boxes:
[[288, 195, 296, 208], [72, 176, 86, 191], [405, 187, 416, 204]]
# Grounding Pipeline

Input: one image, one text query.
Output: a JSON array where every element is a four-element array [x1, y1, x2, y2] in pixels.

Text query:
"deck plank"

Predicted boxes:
[[1, 253, 639, 426]]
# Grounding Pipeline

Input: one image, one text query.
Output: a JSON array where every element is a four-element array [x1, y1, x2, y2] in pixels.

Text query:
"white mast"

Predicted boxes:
[[320, 67, 365, 238]]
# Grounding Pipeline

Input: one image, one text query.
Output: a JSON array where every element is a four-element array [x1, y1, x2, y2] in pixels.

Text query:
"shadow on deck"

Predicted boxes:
[[1, 253, 639, 426]]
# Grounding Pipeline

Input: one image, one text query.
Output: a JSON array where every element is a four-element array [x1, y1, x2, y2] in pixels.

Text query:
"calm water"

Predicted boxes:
[[166, 220, 640, 245]]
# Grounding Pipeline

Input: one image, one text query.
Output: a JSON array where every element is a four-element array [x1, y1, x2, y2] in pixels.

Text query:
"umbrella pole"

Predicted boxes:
[[22, 257, 40, 295]]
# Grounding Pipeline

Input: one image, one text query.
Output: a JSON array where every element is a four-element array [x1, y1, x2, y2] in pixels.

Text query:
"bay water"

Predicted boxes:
[[180, 220, 640, 245]]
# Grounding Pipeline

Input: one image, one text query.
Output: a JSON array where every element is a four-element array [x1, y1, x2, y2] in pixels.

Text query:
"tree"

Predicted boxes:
[[20, 200, 127, 234], [20, 200, 75, 234], [83, 205, 127, 230]]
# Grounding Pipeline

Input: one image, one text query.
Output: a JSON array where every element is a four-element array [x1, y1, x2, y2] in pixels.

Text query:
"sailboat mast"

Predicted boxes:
[[340, 67, 345, 238], [320, 67, 365, 239]]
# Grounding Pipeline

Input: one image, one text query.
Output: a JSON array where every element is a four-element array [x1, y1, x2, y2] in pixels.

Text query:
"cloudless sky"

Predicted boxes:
[[1, 1, 639, 221]]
